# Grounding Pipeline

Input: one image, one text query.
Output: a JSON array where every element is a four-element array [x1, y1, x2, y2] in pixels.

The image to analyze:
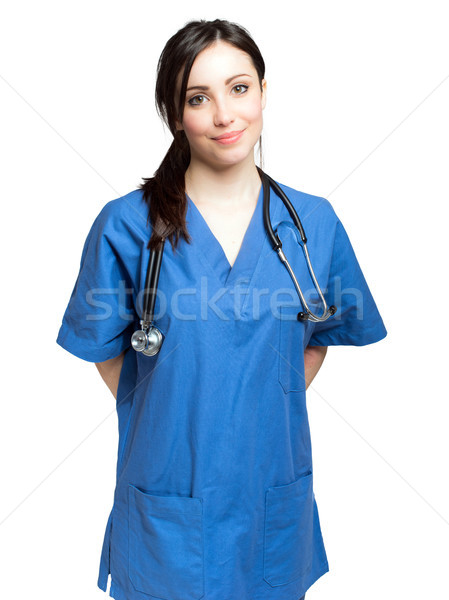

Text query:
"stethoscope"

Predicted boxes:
[[131, 167, 337, 356]]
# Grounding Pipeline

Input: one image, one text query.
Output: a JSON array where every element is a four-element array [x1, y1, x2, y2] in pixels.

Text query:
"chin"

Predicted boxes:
[[217, 141, 256, 160], [215, 151, 252, 167]]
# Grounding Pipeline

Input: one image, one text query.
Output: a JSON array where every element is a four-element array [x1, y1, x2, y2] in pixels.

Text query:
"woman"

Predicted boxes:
[[57, 18, 387, 600]]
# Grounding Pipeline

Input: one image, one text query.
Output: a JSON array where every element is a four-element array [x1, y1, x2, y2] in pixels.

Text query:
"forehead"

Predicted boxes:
[[176, 41, 255, 93]]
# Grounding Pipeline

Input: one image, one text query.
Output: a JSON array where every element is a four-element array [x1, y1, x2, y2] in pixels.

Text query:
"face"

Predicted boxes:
[[175, 40, 267, 168]]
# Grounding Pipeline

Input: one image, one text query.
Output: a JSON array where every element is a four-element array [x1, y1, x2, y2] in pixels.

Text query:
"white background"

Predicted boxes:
[[1, 1, 448, 599]]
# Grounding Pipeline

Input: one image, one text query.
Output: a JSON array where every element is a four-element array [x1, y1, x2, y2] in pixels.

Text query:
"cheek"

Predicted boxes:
[[182, 112, 209, 138], [242, 95, 264, 123]]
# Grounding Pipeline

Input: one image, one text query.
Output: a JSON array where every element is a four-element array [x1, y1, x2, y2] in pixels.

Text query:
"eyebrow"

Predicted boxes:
[[186, 73, 252, 93]]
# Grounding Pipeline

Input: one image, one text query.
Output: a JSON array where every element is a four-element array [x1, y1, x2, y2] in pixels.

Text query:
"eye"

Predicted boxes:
[[187, 94, 208, 106], [187, 84, 249, 107], [232, 84, 249, 95]]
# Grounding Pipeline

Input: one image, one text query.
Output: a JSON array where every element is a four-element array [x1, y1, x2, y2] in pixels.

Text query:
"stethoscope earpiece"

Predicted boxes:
[[297, 305, 337, 322]]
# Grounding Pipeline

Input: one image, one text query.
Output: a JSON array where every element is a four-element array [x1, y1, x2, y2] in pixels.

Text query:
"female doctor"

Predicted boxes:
[[57, 18, 387, 600]]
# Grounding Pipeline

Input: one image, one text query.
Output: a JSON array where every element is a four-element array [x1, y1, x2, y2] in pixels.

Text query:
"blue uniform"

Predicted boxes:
[[56, 179, 387, 600]]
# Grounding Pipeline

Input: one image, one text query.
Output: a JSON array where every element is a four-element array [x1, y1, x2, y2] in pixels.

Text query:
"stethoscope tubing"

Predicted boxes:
[[258, 167, 336, 323], [141, 238, 165, 327], [132, 168, 336, 355], [259, 167, 307, 247]]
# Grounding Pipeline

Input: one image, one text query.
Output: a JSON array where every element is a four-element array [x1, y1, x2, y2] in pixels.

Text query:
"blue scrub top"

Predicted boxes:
[[56, 178, 387, 600]]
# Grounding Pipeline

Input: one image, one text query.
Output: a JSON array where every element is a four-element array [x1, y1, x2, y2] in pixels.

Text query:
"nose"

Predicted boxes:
[[213, 96, 234, 127]]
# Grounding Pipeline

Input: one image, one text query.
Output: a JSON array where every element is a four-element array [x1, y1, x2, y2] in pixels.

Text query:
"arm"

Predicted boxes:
[[304, 345, 328, 390], [95, 350, 126, 399]]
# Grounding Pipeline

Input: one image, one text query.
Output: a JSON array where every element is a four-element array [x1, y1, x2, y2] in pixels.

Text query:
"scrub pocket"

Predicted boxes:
[[128, 484, 204, 600], [263, 470, 314, 586], [278, 305, 309, 393]]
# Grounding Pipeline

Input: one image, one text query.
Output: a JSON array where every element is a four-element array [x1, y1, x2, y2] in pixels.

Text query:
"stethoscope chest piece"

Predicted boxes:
[[131, 324, 164, 356]]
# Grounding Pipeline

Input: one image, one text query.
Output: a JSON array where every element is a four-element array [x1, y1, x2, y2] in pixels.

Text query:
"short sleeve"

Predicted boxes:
[[56, 200, 139, 362], [307, 217, 387, 347]]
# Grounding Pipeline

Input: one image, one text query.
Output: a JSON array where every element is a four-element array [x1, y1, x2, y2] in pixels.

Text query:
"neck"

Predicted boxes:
[[185, 155, 262, 208]]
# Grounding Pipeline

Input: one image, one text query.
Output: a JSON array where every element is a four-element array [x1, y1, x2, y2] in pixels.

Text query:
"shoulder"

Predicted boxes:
[[93, 188, 150, 238], [273, 178, 339, 228]]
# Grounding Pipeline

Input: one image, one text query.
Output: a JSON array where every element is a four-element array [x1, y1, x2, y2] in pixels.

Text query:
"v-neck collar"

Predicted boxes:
[[186, 182, 265, 288]]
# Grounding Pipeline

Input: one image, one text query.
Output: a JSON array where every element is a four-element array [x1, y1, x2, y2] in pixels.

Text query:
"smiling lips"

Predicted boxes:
[[212, 130, 245, 144]]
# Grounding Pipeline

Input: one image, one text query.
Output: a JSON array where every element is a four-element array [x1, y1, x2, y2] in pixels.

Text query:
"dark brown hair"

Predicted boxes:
[[137, 18, 266, 253]]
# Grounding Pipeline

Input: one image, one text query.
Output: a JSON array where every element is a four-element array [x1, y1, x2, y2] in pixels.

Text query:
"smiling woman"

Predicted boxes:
[[172, 41, 267, 270], [56, 18, 387, 600]]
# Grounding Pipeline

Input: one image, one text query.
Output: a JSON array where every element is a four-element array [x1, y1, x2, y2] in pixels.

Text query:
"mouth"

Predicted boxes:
[[212, 130, 245, 144]]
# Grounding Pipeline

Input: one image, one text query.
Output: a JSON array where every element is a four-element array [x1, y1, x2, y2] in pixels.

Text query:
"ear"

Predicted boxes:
[[175, 119, 184, 132], [261, 78, 267, 110]]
